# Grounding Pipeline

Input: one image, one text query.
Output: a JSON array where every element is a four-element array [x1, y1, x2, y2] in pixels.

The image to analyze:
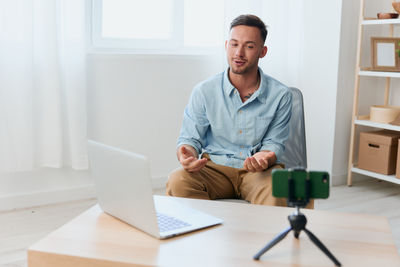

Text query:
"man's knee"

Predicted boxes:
[[166, 168, 204, 198], [166, 168, 186, 196], [241, 164, 286, 206]]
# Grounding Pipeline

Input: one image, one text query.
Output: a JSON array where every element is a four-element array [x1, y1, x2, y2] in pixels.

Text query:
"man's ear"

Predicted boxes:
[[260, 46, 268, 58], [225, 40, 228, 51]]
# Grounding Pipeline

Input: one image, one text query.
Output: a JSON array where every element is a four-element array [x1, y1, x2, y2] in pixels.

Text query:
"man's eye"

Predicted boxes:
[[231, 43, 238, 47], [248, 45, 254, 49]]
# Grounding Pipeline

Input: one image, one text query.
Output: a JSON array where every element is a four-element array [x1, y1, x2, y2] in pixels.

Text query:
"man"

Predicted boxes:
[[167, 14, 299, 207]]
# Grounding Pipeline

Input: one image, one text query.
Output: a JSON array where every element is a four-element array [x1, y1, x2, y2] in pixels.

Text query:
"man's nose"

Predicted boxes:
[[235, 46, 245, 57]]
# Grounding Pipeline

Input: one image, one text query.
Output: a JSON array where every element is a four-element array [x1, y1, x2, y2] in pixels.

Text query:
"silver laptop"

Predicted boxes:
[[88, 140, 223, 239]]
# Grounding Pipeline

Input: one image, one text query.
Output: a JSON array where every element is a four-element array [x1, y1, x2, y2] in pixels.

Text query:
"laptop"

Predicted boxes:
[[88, 140, 223, 239]]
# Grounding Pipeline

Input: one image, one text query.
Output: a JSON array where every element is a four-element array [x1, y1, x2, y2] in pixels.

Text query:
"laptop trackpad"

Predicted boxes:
[[154, 195, 223, 235]]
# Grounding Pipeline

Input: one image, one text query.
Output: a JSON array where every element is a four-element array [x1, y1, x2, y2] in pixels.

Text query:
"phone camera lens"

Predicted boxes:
[[322, 174, 328, 183]]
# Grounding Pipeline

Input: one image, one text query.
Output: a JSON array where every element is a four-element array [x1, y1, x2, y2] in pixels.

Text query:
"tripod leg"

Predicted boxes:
[[303, 228, 342, 267], [294, 231, 300, 238], [253, 226, 292, 260]]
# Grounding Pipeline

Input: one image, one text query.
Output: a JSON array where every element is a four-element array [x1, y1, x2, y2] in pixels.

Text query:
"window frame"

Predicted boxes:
[[88, 0, 223, 55]]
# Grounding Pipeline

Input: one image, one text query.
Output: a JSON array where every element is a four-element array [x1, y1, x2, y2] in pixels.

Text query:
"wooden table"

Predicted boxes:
[[28, 196, 400, 267]]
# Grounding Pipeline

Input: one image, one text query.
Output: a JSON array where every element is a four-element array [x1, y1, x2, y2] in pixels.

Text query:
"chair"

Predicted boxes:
[[279, 87, 307, 169]]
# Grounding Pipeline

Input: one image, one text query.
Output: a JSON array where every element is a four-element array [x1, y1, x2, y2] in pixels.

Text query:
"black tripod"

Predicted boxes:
[[253, 171, 342, 267]]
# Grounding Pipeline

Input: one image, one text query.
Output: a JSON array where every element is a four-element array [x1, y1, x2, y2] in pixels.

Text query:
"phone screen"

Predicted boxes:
[[272, 169, 329, 199]]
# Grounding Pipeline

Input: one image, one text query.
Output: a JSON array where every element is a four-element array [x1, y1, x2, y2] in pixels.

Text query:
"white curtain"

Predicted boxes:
[[0, 0, 88, 172]]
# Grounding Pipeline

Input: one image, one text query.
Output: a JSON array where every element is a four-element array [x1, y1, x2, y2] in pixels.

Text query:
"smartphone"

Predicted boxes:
[[272, 169, 329, 199]]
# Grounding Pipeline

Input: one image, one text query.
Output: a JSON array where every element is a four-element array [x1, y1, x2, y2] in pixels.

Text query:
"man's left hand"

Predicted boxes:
[[243, 151, 276, 172]]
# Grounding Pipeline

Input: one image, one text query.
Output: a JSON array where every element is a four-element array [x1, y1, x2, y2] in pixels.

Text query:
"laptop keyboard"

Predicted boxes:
[[157, 212, 191, 232]]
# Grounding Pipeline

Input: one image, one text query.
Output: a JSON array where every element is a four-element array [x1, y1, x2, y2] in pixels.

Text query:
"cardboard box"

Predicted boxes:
[[358, 130, 400, 175], [397, 139, 400, 179]]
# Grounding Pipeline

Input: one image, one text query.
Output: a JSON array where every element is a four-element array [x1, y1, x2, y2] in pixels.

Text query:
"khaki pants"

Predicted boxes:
[[166, 154, 314, 208]]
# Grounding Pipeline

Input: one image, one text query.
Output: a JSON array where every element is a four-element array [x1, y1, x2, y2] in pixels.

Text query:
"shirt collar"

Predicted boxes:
[[223, 67, 268, 104], [223, 69, 236, 96]]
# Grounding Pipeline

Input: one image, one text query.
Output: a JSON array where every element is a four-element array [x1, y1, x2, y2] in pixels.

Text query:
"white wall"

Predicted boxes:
[[85, 0, 344, 184], [0, 168, 94, 211], [259, 0, 304, 86], [87, 53, 225, 180], [0, 53, 225, 211], [331, 0, 360, 185], [297, 0, 343, 175], [260, 0, 343, 180], [7, 0, 398, 211]]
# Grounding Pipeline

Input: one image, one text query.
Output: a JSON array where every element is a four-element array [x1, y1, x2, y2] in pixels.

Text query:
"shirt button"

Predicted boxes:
[[239, 110, 243, 114], [239, 130, 242, 134], [240, 145, 244, 148], [240, 152, 243, 156]]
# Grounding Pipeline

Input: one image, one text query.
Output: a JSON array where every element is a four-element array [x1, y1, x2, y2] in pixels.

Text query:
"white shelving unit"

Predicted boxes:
[[351, 167, 400, 185], [362, 18, 400, 25], [359, 70, 400, 78], [347, 0, 400, 186], [355, 117, 400, 131]]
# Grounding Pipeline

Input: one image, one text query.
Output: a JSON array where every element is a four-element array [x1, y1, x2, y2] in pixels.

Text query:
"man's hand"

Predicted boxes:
[[243, 151, 276, 172], [177, 145, 208, 172]]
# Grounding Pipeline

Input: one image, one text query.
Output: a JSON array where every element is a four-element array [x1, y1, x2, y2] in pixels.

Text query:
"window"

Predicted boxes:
[[90, 0, 225, 53]]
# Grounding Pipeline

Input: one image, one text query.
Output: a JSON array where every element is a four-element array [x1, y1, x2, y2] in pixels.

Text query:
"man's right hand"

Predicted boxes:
[[177, 145, 208, 172]]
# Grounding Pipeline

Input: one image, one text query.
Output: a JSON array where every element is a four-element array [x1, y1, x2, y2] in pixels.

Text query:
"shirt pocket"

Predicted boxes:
[[209, 118, 229, 139], [255, 115, 274, 141]]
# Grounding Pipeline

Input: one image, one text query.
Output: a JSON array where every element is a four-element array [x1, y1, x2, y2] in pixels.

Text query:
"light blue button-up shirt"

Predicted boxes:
[[177, 68, 292, 169]]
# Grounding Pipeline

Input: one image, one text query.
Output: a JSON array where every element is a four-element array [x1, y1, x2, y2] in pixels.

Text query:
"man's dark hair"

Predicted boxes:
[[230, 14, 268, 43]]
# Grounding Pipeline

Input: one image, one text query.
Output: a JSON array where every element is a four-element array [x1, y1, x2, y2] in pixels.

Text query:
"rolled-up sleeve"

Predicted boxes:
[[259, 89, 292, 161], [177, 86, 210, 155]]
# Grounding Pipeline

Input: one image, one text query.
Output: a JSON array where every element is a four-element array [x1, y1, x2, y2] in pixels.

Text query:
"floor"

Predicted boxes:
[[1, 179, 399, 267]]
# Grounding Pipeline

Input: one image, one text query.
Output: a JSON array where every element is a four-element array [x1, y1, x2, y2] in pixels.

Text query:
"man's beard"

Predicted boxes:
[[231, 66, 247, 74], [230, 63, 253, 75], [230, 61, 248, 74]]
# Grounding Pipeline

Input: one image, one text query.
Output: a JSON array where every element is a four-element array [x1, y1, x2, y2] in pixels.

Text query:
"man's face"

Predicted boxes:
[[225, 25, 267, 75]]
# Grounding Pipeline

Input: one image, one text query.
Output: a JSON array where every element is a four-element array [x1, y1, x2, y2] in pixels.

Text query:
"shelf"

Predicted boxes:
[[351, 167, 400, 184], [348, 1, 400, 186], [362, 18, 400, 25], [355, 117, 400, 131], [359, 70, 400, 78]]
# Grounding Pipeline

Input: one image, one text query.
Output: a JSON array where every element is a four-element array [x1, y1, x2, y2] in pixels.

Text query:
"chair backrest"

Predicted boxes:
[[279, 87, 307, 169]]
